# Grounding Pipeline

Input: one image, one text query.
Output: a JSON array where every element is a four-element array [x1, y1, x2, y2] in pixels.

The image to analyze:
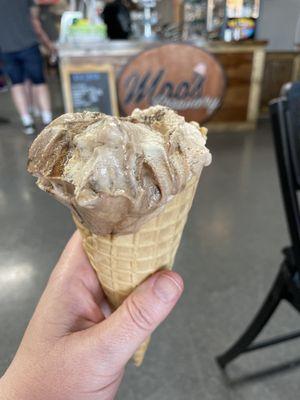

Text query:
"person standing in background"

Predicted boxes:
[[102, 0, 132, 40], [0, 0, 55, 134]]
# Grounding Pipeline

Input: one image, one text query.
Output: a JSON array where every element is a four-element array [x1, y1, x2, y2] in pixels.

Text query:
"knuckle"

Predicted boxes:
[[125, 295, 154, 332]]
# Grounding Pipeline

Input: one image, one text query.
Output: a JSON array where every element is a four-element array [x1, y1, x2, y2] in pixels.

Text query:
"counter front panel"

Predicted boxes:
[[59, 40, 267, 130]]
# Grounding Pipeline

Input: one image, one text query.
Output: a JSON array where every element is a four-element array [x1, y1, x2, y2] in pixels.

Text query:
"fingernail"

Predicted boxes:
[[153, 272, 183, 303]]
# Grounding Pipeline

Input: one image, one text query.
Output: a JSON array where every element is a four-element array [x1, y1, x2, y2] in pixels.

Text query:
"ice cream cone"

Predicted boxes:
[[73, 174, 200, 365], [133, 336, 151, 367], [28, 106, 211, 366]]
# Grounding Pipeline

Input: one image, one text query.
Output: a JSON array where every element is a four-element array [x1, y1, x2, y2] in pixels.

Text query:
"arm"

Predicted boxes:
[[30, 5, 56, 54], [0, 232, 183, 400]]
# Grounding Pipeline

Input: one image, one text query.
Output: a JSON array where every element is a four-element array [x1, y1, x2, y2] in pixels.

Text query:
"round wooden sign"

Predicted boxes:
[[118, 43, 226, 123]]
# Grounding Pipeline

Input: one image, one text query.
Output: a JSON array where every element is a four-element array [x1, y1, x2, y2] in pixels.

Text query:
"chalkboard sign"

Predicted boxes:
[[60, 63, 118, 115]]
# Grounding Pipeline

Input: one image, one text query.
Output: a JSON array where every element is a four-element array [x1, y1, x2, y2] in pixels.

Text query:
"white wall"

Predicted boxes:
[[256, 0, 300, 50]]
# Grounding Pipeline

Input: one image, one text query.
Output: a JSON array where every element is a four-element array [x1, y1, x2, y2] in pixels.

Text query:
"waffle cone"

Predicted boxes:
[[73, 175, 199, 365]]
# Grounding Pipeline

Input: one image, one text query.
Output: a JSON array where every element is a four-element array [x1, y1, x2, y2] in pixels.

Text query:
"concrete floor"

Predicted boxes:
[[1, 87, 300, 400]]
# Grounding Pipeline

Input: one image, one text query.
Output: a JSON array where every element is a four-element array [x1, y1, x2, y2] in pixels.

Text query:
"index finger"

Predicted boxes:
[[50, 230, 104, 301]]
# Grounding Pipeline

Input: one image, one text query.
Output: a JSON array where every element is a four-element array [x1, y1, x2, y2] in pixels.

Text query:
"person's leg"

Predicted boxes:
[[31, 84, 41, 118], [32, 84, 52, 123], [11, 84, 31, 116], [24, 79, 33, 110], [11, 84, 35, 134], [24, 77, 41, 117], [2, 50, 35, 133], [23, 45, 52, 125]]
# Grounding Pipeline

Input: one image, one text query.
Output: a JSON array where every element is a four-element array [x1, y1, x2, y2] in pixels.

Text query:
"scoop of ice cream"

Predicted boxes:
[[28, 106, 211, 235]]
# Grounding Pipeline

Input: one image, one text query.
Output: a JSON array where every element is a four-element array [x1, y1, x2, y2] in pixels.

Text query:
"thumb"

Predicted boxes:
[[87, 270, 184, 369]]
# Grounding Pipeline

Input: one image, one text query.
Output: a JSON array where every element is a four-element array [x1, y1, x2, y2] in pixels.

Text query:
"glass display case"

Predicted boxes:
[[206, 0, 226, 39], [227, 0, 260, 19], [226, 0, 260, 41], [182, 0, 207, 40], [206, 0, 260, 40], [206, 0, 260, 41]]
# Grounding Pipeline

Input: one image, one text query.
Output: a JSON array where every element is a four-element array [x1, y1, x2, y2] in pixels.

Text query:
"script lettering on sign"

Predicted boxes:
[[123, 69, 221, 116]]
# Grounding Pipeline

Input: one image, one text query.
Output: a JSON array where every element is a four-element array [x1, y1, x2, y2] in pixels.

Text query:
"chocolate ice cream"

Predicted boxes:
[[28, 106, 211, 235]]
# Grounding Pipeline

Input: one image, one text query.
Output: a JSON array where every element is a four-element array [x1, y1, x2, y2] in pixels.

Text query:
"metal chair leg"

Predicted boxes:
[[216, 266, 286, 369], [0, 116, 9, 124]]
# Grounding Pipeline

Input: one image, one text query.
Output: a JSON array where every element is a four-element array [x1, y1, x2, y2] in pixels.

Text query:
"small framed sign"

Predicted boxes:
[[60, 63, 119, 115]]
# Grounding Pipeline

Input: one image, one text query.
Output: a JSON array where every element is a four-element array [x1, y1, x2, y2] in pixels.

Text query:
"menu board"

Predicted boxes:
[[70, 72, 112, 114], [60, 63, 118, 115]]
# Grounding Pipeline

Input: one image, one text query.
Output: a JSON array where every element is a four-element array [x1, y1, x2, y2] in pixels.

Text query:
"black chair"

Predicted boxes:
[[216, 81, 300, 369]]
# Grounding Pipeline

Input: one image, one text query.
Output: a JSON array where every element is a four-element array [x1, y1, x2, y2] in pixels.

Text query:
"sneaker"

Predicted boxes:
[[23, 123, 36, 135]]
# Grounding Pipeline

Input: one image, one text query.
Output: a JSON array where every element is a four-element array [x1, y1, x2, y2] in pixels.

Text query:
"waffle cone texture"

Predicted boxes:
[[73, 175, 200, 366]]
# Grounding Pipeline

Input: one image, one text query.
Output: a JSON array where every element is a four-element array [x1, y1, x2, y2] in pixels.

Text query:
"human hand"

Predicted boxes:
[[0, 231, 183, 400], [48, 41, 57, 53], [48, 45, 58, 65]]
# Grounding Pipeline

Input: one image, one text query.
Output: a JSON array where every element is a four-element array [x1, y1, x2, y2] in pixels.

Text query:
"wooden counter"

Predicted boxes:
[[260, 51, 300, 114], [59, 39, 267, 130], [206, 40, 267, 130]]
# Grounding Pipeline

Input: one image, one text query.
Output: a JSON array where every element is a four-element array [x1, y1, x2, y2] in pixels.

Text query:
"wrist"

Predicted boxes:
[[0, 375, 17, 400], [0, 370, 33, 400], [47, 41, 55, 52]]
